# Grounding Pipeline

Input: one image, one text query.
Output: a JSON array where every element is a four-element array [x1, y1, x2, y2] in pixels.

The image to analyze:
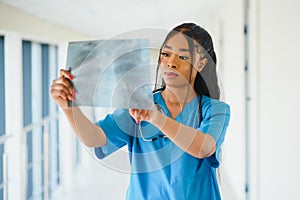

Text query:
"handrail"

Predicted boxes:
[[0, 135, 11, 200], [0, 134, 12, 145], [23, 113, 60, 134], [0, 112, 61, 200], [22, 112, 60, 200]]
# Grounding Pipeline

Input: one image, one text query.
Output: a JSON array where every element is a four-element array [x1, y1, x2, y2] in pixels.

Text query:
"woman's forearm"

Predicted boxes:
[[63, 107, 106, 147], [150, 112, 216, 158]]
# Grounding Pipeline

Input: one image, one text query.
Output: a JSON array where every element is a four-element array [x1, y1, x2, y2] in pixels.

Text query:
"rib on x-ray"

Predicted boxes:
[[66, 39, 154, 109]]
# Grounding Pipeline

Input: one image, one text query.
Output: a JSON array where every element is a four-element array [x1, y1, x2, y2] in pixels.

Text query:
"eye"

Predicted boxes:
[[179, 55, 189, 60], [160, 52, 169, 57]]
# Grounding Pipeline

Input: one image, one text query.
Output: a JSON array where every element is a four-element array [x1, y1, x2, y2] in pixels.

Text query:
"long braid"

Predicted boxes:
[[181, 23, 223, 188], [155, 22, 223, 188]]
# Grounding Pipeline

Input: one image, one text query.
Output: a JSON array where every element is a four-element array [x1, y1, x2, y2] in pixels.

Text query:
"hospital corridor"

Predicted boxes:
[[0, 0, 300, 199]]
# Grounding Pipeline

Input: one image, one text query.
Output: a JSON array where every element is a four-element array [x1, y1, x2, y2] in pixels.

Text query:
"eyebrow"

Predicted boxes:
[[164, 45, 190, 52]]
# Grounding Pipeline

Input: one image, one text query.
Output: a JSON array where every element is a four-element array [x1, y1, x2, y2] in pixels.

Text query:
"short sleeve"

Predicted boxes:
[[198, 98, 230, 168], [94, 109, 135, 159]]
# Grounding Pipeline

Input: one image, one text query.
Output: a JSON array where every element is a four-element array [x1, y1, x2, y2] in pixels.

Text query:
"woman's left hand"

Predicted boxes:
[[129, 109, 151, 124], [129, 109, 161, 124]]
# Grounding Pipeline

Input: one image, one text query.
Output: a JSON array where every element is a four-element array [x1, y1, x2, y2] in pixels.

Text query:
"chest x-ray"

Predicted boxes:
[[66, 39, 154, 109]]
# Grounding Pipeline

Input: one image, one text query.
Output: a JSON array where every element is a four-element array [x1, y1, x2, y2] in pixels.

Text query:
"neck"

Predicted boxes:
[[163, 85, 197, 106]]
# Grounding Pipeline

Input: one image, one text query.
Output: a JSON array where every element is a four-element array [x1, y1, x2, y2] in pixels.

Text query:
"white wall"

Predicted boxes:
[[212, 0, 300, 199], [208, 0, 246, 199], [255, 0, 300, 199]]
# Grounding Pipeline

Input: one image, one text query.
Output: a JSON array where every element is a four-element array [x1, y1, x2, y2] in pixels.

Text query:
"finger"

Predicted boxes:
[[139, 110, 149, 121], [51, 83, 71, 97], [138, 110, 149, 117], [52, 77, 73, 92], [130, 109, 140, 115], [59, 69, 74, 80], [134, 109, 142, 118], [50, 88, 68, 100], [129, 109, 141, 124], [51, 78, 75, 100], [51, 88, 75, 102], [129, 109, 135, 116], [136, 109, 143, 116]]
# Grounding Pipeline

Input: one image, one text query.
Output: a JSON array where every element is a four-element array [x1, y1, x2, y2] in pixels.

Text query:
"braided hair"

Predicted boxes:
[[154, 23, 220, 100]]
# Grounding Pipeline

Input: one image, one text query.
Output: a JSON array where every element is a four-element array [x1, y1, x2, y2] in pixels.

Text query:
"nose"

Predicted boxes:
[[166, 55, 177, 69], [167, 63, 177, 69]]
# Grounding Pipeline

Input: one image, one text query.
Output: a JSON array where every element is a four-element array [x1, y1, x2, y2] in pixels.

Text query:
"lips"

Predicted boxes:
[[164, 71, 178, 79]]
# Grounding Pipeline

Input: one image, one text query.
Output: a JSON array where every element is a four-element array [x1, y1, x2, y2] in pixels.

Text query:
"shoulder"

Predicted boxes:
[[202, 95, 230, 116]]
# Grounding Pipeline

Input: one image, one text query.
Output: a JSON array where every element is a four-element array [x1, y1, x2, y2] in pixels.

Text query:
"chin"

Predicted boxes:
[[164, 79, 189, 87], [165, 83, 189, 88]]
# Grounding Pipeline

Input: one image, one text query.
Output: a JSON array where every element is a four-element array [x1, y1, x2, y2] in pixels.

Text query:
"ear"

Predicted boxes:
[[195, 58, 208, 72]]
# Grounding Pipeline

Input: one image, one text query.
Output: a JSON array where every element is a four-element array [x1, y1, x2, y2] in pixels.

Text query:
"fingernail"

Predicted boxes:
[[72, 90, 75, 97], [136, 120, 140, 124], [68, 74, 73, 80]]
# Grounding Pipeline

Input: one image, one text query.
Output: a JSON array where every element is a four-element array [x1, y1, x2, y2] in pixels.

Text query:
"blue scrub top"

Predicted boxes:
[[95, 92, 230, 200]]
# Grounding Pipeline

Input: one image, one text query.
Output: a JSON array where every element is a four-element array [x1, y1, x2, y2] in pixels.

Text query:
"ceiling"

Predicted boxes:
[[0, 0, 221, 38]]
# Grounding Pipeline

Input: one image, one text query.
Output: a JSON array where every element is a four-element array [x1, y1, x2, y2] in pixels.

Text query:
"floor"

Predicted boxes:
[[52, 152, 130, 200]]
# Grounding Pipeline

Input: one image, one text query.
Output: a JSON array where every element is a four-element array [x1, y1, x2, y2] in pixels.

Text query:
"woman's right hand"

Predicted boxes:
[[50, 69, 75, 110]]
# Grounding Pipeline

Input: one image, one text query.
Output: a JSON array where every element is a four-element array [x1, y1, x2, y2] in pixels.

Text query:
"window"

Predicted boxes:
[[22, 40, 61, 199], [48, 46, 60, 195], [22, 40, 33, 199], [0, 37, 5, 135], [0, 36, 5, 200]]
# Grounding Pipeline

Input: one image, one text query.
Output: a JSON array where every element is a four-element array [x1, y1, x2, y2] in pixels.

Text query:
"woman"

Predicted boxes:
[[51, 23, 230, 200]]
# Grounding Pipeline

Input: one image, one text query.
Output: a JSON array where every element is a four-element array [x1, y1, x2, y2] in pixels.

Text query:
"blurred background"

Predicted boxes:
[[0, 0, 300, 199]]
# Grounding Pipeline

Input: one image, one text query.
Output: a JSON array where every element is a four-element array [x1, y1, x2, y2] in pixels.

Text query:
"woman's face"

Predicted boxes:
[[159, 33, 198, 89]]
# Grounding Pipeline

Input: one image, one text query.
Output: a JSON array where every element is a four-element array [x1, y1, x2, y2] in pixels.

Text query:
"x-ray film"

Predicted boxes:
[[66, 39, 154, 109]]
